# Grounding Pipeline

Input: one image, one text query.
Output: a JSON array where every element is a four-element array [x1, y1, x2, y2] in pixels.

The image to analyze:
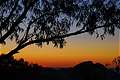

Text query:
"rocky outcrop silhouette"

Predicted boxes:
[[71, 61, 120, 80]]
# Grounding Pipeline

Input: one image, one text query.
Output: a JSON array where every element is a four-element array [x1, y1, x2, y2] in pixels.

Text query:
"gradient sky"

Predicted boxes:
[[0, 30, 119, 68], [0, 0, 120, 68]]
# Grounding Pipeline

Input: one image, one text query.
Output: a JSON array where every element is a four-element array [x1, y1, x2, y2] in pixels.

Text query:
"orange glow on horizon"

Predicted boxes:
[[0, 33, 119, 68]]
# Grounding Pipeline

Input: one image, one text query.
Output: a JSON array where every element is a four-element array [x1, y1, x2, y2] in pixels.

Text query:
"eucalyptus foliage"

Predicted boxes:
[[0, 0, 120, 56]]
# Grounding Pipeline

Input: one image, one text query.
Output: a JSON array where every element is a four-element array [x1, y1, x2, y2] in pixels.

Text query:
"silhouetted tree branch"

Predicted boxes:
[[0, 0, 120, 58], [4, 22, 116, 57], [0, 0, 36, 43]]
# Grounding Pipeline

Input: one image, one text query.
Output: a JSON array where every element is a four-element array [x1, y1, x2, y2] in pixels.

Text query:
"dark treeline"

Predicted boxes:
[[0, 54, 120, 80]]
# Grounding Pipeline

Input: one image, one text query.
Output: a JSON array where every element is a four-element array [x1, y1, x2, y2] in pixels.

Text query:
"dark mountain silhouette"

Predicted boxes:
[[0, 55, 120, 80], [71, 61, 120, 80]]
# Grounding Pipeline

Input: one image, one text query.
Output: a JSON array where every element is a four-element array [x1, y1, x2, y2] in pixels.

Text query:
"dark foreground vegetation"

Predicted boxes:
[[0, 55, 120, 80]]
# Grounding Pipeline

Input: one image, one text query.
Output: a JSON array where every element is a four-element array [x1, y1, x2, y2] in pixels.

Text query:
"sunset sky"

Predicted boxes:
[[0, 0, 120, 68], [0, 30, 119, 68]]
